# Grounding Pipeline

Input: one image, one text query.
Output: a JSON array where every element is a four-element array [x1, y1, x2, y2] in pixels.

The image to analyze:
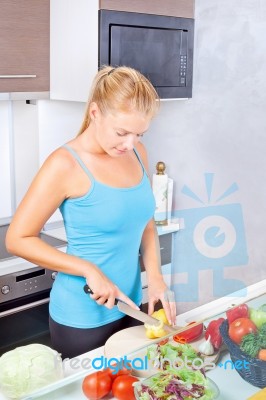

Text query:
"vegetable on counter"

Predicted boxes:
[[82, 366, 139, 400], [0, 344, 63, 399], [205, 318, 225, 350], [198, 335, 215, 356], [228, 317, 257, 345], [144, 308, 170, 339], [173, 321, 204, 344], [249, 304, 266, 328], [226, 303, 249, 324], [135, 369, 219, 400], [239, 323, 266, 359]]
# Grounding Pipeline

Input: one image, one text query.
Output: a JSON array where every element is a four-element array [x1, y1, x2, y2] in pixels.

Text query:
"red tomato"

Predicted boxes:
[[112, 375, 139, 400], [158, 338, 169, 346], [173, 322, 204, 343], [228, 317, 257, 344], [105, 361, 132, 381], [82, 371, 112, 399]]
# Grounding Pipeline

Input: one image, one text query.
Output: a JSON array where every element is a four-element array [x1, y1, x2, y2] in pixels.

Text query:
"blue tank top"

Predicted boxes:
[[49, 144, 155, 328]]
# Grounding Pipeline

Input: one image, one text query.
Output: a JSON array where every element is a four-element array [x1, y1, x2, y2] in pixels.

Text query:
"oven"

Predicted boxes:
[[0, 225, 67, 356]]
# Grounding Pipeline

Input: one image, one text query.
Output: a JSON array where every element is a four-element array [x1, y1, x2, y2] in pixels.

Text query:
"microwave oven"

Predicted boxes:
[[99, 10, 194, 99]]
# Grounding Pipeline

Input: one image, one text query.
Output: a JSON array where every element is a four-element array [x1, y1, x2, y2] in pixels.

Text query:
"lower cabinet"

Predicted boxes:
[[141, 233, 173, 313]]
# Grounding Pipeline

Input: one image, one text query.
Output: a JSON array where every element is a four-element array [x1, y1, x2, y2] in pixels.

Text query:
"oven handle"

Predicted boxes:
[[0, 297, 50, 318]]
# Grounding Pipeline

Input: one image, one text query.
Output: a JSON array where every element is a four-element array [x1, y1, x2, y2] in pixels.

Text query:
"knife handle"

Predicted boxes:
[[83, 284, 118, 305]]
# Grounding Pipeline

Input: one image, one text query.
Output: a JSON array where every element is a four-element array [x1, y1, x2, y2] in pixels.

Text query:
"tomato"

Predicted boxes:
[[82, 371, 112, 399], [173, 322, 204, 344], [106, 362, 132, 381], [228, 317, 258, 344], [158, 338, 169, 346], [112, 375, 139, 400]]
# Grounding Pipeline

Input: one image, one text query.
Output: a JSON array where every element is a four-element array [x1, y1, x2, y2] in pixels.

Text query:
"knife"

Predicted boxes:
[[83, 284, 177, 333]]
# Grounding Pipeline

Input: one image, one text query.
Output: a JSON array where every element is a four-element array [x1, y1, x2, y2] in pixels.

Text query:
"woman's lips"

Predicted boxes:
[[115, 147, 127, 154]]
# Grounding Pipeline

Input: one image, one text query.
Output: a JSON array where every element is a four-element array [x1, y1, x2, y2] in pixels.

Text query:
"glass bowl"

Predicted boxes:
[[134, 372, 220, 400]]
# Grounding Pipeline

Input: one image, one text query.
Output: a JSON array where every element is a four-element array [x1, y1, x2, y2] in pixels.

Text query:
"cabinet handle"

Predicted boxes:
[[0, 74, 37, 78]]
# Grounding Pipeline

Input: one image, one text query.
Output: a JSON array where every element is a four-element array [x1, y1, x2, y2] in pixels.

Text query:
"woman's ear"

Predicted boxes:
[[89, 102, 100, 121]]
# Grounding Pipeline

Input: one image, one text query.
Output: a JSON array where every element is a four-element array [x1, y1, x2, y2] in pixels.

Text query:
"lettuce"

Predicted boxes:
[[0, 344, 63, 399]]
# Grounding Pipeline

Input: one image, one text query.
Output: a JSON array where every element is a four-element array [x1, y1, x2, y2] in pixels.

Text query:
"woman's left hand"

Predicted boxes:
[[147, 276, 176, 326]]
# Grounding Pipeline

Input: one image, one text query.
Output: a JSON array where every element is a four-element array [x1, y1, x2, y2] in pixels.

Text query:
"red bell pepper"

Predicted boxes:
[[226, 303, 249, 324], [173, 321, 204, 344], [205, 318, 225, 350]]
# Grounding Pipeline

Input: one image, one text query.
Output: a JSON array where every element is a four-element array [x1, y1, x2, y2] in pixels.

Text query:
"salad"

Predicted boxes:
[[134, 369, 219, 400], [146, 342, 204, 371]]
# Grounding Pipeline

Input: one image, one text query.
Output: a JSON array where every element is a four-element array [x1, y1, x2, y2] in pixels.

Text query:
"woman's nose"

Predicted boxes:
[[123, 134, 138, 150]]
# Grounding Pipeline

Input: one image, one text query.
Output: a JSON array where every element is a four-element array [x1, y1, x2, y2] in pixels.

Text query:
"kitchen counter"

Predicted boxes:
[[0, 279, 264, 400]]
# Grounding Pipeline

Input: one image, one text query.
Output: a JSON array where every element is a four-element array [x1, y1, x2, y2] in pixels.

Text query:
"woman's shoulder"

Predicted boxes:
[[41, 145, 77, 174]]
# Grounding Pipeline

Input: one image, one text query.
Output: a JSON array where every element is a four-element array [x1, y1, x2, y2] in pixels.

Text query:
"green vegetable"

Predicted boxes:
[[258, 323, 266, 348], [249, 305, 266, 328], [0, 344, 63, 399], [240, 333, 261, 357], [137, 369, 218, 400]]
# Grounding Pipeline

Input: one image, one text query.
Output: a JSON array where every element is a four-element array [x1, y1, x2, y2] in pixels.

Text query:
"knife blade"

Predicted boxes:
[[83, 284, 177, 333]]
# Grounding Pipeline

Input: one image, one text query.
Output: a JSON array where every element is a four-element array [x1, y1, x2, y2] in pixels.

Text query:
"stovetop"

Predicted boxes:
[[0, 224, 67, 261]]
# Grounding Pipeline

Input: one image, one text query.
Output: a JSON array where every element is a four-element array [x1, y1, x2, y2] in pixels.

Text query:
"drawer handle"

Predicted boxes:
[[160, 247, 164, 251], [0, 74, 37, 78]]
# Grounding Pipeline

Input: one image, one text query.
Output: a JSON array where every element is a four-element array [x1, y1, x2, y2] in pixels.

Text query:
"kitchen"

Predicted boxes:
[[0, 0, 266, 399]]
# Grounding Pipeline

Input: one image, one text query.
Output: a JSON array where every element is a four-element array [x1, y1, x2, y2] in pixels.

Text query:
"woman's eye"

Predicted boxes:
[[116, 132, 126, 137]]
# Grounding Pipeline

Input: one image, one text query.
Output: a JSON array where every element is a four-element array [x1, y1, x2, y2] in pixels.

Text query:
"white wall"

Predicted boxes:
[[38, 100, 85, 224], [143, 0, 266, 312]]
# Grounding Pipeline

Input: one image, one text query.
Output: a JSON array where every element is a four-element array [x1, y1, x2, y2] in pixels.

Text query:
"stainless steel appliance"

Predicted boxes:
[[0, 224, 67, 356]]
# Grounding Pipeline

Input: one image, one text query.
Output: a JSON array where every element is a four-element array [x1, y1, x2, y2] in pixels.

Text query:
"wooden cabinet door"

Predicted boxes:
[[0, 0, 49, 93]]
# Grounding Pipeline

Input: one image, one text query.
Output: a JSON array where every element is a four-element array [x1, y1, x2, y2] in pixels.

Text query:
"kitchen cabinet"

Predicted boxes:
[[50, 0, 194, 102], [141, 232, 176, 312], [50, 0, 98, 102], [0, 102, 12, 220], [99, 0, 194, 18], [0, 0, 49, 94]]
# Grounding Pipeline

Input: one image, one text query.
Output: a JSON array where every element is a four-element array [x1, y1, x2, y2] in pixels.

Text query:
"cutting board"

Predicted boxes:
[[104, 326, 223, 377]]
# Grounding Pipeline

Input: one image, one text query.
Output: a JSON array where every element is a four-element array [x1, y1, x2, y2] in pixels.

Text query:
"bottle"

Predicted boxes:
[[152, 161, 168, 225]]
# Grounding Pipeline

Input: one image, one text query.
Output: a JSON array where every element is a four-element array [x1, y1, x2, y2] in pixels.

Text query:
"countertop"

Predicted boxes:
[[0, 280, 264, 400]]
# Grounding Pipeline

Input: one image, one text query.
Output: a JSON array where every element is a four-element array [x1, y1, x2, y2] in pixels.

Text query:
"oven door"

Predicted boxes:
[[0, 289, 52, 356]]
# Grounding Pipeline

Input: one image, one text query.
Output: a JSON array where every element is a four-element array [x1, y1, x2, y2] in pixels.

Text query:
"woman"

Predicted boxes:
[[6, 66, 176, 359]]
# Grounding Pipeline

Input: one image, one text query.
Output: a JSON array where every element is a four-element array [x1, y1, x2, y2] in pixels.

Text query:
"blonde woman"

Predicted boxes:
[[6, 66, 176, 359]]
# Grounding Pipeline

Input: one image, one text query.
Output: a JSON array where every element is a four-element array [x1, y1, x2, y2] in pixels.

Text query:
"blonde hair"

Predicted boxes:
[[77, 65, 160, 136]]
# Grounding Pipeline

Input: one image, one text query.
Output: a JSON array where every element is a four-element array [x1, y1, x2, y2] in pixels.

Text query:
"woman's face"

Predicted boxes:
[[90, 103, 151, 156]]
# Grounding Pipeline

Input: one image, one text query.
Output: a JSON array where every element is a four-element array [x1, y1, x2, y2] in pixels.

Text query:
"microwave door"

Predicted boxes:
[[110, 25, 183, 88]]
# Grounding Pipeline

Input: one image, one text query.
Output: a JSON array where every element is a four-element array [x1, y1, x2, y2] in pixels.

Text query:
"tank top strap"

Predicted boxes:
[[62, 144, 95, 182], [133, 148, 149, 176]]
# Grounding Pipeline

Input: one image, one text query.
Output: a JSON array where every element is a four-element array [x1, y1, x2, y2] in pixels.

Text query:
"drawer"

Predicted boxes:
[[139, 233, 172, 272]]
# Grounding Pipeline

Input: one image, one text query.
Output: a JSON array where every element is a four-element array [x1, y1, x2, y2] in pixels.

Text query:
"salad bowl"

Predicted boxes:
[[134, 371, 220, 400]]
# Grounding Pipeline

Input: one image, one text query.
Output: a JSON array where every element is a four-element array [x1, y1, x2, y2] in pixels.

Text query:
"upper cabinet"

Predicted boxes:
[[50, 0, 98, 102], [50, 0, 194, 102], [99, 0, 194, 18], [0, 0, 49, 94]]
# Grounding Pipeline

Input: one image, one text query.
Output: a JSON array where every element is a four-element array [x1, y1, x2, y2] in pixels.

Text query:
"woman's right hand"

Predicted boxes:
[[85, 267, 139, 310]]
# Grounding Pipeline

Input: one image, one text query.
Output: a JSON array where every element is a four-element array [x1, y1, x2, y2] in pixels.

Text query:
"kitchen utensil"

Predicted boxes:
[[83, 284, 177, 333]]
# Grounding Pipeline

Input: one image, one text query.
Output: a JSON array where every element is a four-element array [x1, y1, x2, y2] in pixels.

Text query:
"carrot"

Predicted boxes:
[[258, 349, 266, 361]]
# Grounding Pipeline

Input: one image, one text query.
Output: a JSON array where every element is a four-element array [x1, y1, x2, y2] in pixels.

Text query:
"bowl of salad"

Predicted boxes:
[[134, 369, 220, 400]]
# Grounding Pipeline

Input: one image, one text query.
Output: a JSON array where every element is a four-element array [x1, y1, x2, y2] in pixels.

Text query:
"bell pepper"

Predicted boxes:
[[226, 303, 249, 324], [173, 321, 204, 344], [144, 320, 168, 339], [205, 317, 225, 350]]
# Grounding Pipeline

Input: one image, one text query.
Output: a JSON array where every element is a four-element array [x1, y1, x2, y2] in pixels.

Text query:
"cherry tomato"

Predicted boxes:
[[82, 371, 112, 399], [112, 375, 139, 400], [173, 322, 204, 343], [228, 317, 257, 344]]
